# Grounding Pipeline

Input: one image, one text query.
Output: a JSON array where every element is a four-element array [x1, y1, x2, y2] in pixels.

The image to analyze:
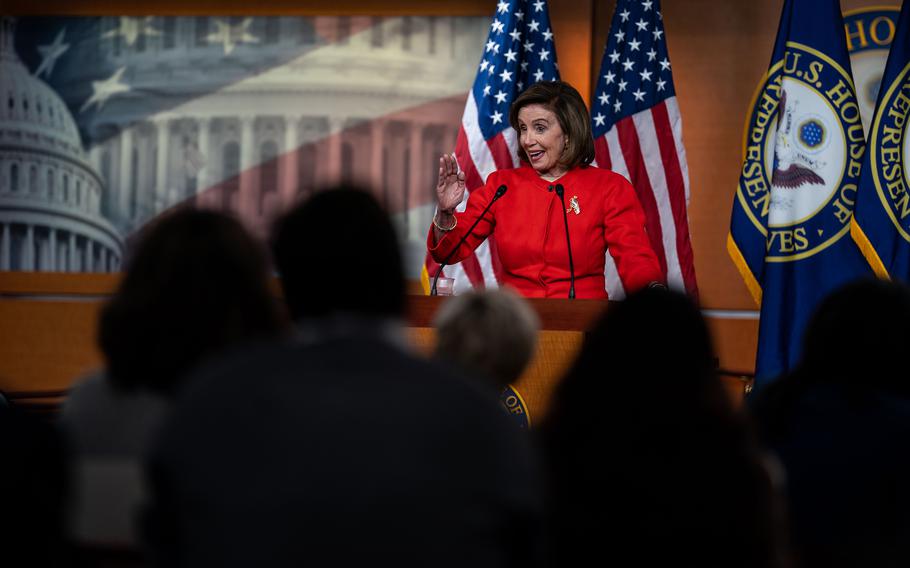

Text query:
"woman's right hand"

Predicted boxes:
[[436, 154, 466, 213]]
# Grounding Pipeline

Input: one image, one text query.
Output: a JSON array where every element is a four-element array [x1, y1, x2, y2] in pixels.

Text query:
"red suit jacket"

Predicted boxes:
[[427, 165, 663, 299]]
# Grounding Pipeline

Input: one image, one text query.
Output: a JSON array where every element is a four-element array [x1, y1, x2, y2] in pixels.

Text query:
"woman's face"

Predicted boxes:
[[516, 104, 567, 180]]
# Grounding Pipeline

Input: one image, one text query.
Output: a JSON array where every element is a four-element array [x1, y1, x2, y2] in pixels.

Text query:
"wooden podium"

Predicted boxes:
[[405, 296, 607, 425], [406, 295, 750, 419], [0, 273, 748, 418]]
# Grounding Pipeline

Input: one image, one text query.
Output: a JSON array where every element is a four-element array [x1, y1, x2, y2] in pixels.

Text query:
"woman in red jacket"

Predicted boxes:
[[428, 81, 663, 299]]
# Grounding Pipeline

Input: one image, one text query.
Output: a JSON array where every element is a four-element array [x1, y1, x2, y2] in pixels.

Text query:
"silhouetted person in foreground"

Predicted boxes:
[[540, 288, 789, 568], [61, 209, 284, 549], [750, 279, 910, 568], [0, 404, 69, 565], [146, 187, 541, 567]]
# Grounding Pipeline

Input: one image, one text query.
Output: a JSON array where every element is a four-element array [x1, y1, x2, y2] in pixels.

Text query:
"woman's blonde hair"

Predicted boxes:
[[433, 289, 540, 388]]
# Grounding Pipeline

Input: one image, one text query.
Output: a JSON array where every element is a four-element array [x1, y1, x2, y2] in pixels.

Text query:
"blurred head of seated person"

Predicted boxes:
[[751, 278, 910, 436], [540, 288, 789, 568], [62, 209, 285, 548], [271, 185, 406, 338], [145, 187, 544, 567], [759, 278, 910, 403], [68, 207, 284, 451], [750, 278, 910, 568], [0, 405, 69, 565], [432, 288, 540, 390], [99, 208, 285, 396]]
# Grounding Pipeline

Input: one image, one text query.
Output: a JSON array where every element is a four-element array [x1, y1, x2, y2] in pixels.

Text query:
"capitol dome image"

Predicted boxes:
[[2, 14, 486, 275], [0, 18, 123, 272], [19, 15, 483, 274]]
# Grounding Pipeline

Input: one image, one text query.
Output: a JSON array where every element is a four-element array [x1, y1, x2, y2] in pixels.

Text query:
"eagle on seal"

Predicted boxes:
[[771, 90, 826, 189]]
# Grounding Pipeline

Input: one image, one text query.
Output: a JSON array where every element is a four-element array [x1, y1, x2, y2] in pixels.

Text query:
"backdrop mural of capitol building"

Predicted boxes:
[[0, 9, 899, 275], [0, 15, 487, 274]]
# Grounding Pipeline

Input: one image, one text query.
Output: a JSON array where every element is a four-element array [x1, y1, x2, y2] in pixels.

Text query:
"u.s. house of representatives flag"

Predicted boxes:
[[421, 0, 560, 294], [851, 1, 910, 279], [729, 0, 872, 385], [591, 0, 697, 299]]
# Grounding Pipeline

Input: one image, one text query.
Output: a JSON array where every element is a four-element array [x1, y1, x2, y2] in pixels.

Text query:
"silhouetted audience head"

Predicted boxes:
[[98, 209, 283, 395], [0, 406, 69, 564], [433, 288, 539, 389], [753, 278, 910, 443], [551, 287, 726, 416], [748, 279, 910, 568], [271, 186, 405, 320], [541, 288, 788, 568], [799, 278, 910, 395]]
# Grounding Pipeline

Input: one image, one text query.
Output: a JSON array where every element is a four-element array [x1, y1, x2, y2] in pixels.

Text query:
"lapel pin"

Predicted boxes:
[[567, 195, 581, 215]]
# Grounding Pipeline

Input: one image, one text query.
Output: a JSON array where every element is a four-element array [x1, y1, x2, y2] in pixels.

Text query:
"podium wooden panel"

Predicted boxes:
[[0, 273, 750, 419], [407, 296, 605, 423], [0, 285, 596, 419], [407, 296, 751, 420]]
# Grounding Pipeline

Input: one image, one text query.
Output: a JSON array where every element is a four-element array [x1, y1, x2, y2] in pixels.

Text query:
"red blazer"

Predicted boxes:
[[427, 165, 663, 299]]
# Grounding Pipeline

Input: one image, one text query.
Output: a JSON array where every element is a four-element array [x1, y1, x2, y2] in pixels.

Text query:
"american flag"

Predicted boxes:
[[592, 0, 697, 298], [422, 0, 560, 293]]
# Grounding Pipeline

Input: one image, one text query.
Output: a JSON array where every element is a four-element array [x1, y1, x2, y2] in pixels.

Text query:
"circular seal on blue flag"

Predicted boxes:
[[843, 7, 900, 132], [868, 61, 910, 240], [738, 42, 866, 262], [744, 8, 899, 158], [499, 385, 530, 429]]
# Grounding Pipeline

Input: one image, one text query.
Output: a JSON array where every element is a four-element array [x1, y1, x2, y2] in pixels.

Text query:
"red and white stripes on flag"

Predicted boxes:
[[593, 97, 697, 298], [589, 0, 697, 298]]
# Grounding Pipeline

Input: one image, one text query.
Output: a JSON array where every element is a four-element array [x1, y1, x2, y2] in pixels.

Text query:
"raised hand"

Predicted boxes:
[[436, 154, 466, 213]]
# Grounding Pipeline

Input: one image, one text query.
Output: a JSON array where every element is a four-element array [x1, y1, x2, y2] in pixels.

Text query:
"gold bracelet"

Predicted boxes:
[[433, 211, 457, 231]]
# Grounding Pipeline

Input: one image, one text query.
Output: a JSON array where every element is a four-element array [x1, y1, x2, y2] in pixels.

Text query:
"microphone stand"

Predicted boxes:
[[553, 184, 576, 299], [431, 184, 508, 296]]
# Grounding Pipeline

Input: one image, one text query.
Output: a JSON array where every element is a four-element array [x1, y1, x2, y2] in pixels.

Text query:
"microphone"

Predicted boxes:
[[431, 184, 508, 296], [552, 184, 576, 299]]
